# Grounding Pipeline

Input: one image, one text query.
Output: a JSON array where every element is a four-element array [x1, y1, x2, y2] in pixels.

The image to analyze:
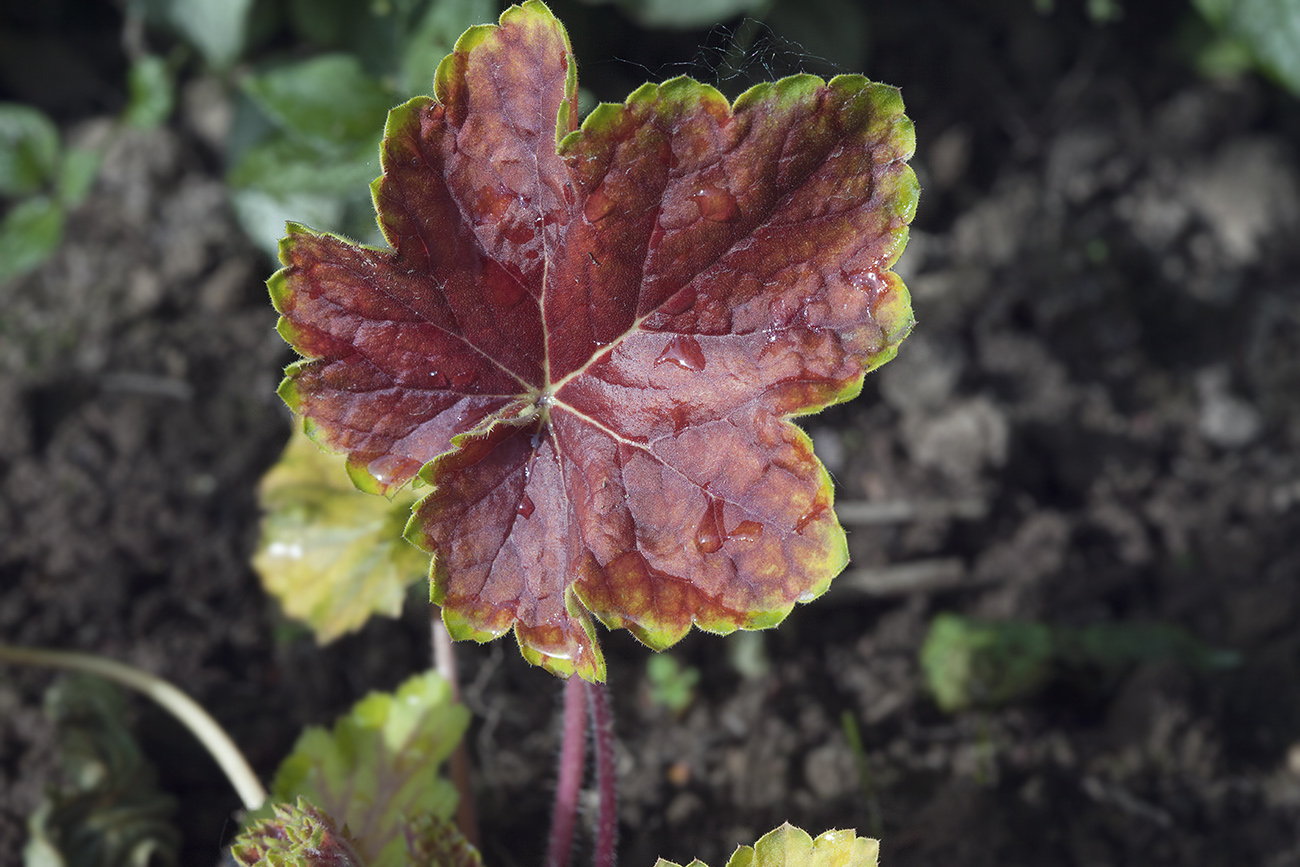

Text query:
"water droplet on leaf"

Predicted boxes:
[[658, 289, 695, 318], [669, 404, 691, 435], [584, 189, 615, 223], [693, 184, 740, 223], [794, 505, 824, 534], [654, 334, 706, 372], [488, 272, 528, 309], [694, 498, 725, 554], [473, 185, 511, 223], [502, 220, 534, 244], [426, 370, 449, 388], [728, 520, 763, 543], [267, 541, 304, 560], [517, 494, 535, 519], [367, 454, 413, 487]]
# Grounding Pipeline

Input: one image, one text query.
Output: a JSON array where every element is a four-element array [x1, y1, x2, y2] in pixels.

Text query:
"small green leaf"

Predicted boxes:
[[22, 675, 180, 867], [920, 613, 1241, 713], [231, 798, 366, 867], [0, 103, 60, 197], [657, 824, 879, 867], [164, 0, 254, 69], [253, 427, 427, 643], [644, 653, 700, 713], [241, 55, 396, 151], [231, 188, 347, 260], [919, 613, 1054, 713], [123, 55, 175, 129], [0, 196, 65, 285], [231, 54, 391, 256], [229, 136, 380, 198], [270, 670, 470, 867]]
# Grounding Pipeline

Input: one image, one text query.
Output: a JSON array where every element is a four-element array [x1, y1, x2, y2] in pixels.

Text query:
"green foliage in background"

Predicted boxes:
[[22, 676, 179, 867], [123, 56, 177, 129], [1193, 0, 1300, 95], [226, 0, 494, 256], [920, 613, 1241, 713], [0, 105, 100, 286], [644, 653, 701, 714], [128, 0, 256, 70]]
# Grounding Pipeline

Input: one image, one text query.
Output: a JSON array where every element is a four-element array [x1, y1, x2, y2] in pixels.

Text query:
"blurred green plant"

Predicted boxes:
[[643, 653, 701, 714], [127, 0, 256, 70], [920, 612, 1241, 713], [22, 675, 180, 867], [252, 399, 427, 644], [225, 0, 495, 256], [0, 105, 100, 285], [123, 55, 177, 129], [1191, 0, 1300, 95], [2, 646, 471, 867]]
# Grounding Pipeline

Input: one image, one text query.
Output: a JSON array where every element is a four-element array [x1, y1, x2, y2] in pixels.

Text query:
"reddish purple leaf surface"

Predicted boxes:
[[270, 1, 918, 680]]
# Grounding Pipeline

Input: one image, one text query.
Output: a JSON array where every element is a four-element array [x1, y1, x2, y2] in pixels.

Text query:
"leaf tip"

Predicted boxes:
[[276, 370, 303, 413]]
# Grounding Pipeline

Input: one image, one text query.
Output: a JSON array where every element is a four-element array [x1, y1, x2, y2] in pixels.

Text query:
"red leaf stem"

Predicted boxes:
[[588, 680, 617, 867], [547, 675, 589, 867]]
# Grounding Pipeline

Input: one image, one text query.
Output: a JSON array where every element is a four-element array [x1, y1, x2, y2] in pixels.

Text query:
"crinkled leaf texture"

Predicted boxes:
[[253, 427, 426, 642], [269, 671, 469, 867], [270, 0, 917, 681], [657, 823, 879, 867]]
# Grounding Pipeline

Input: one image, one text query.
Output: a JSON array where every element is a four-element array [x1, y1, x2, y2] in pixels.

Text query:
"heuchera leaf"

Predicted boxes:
[[270, 671, 469, 867], [656, 823, 879, 867], [269, 0, 917, 680], [253, 427, 426, 642]]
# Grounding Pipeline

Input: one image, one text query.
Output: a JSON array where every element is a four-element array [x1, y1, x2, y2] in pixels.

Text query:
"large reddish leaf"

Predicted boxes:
[[270, 0, 918, 681]]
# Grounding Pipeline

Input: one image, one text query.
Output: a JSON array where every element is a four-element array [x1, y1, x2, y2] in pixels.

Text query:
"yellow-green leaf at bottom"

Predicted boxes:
[[253, 427, 426, 643], [270, 671, 470, 867], [656, 823, 879, 867]]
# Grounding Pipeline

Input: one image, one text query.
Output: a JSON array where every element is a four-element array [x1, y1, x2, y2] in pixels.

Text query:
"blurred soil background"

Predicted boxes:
[[2, 0, 1300, 865]]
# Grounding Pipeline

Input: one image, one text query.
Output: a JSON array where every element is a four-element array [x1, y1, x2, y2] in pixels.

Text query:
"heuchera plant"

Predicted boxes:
[[250, 0, 916, 864], [270, 0, 916, 681]]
